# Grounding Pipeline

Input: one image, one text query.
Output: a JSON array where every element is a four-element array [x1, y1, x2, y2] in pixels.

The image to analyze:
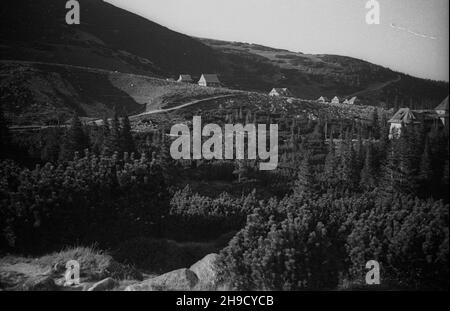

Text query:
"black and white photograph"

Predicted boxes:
[[0, 0, 449, 299]]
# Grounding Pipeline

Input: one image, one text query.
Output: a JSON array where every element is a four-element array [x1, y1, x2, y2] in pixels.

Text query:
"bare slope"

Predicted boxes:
[[0, 61, 235, 125]]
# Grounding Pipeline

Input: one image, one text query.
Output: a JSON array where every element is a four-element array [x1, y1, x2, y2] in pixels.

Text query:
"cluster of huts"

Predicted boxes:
[[317, 96, 360, 105], [170, 76, 449, 139], [268, 88, 293, 97], [267, 89, 360, 107], [171, 74, 222, 88]]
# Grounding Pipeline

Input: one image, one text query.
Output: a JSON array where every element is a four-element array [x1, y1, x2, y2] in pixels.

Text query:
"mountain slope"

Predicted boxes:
[[0, 0, 448, 124], [199, 38, 448, 108], [0, 60, 235, 125], [0, 0, 222, 75]]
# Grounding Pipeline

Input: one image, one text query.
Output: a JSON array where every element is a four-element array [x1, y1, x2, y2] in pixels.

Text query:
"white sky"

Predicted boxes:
[[105, 0, 449, 81]]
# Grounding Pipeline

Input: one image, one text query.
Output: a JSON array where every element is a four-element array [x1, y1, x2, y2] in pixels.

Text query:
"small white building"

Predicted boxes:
[[331, 96, 340, 104], [388, 97, 449, 138], [269, 88, 293, 97], [347, 96, 359, 105], [198, 74, 221, 87], [388, 108, 422, 138], [317, 96, 329, 103], [435, 96, 449, 126], [177, 74, 193, 83]]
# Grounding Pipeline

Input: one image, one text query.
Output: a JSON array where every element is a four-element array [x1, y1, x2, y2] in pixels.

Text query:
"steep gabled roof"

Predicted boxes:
[[177, 75, 192, 82], [271, 88, 292, 96], [348, 96, 358, 104], [331, 96, 340, 102], [388, 108, 422, 124], [435, 96, 449, 111], [200, 74, 220, 83], [180, 74, 192, 79]]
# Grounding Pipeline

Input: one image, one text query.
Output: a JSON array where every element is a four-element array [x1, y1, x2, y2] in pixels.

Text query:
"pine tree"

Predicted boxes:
[[305, 122, 326, 156], [105, 109, 121, 155], [245, 110, 252, 124], [0, 104, 11, 159], [355, 133, 364, 171], [379, 112, 389, 151], [418, 138, 433, 196], [294, 152, 316, 195], [397, 125, 419, 193], [40, 128, 62, 163], [371, 108, 380, 139], [381, 127, 416, 194], [338, 134, 359, 191], [156, 131, 175, 182], [429, 126, 448, 188], [59, 113, 89, 162], [233, 160, 249, 183], [323, 138, 337, 185], [101, 115, 111, 156], [360, 143, 376, 190], [120, 115, 135, 154], [442, 159, 449, 197], [380, 141, 399, 194]]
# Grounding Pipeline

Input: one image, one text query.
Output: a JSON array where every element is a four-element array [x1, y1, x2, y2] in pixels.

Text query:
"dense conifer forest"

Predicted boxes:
[[1, 100, 448, 290]]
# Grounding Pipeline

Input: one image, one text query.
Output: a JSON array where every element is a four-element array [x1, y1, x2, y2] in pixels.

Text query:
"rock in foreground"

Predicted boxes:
[[21, 275, 58, 291], [189, 253, 220, 290], [125, 268, 198, 291]]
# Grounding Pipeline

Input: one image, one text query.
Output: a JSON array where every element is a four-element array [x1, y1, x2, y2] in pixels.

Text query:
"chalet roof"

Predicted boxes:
[[388, 108, 423, 124], [349, 96, 358, 103], [435, 96, 449, 111], [331, 96, 340, 102], [271, 88, 292, 96], [200, 74, 220, 83], [178, 74, 193, 81]]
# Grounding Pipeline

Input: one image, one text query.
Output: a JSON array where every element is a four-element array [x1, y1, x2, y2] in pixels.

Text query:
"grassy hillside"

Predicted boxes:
[[200, 39, 449, 108], [199, 38, 397, 96], [0, 62, 237, 125], [0, 62, 143, 124]]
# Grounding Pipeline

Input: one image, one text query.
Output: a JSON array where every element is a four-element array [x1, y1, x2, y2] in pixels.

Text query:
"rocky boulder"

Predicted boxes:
[[125, 268, 198, 291], [21, 275, 59, 291], [189, 253, 220, 290]]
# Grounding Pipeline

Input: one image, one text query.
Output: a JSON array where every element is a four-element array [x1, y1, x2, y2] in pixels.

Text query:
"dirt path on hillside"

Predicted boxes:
[[3, 60, 245, 128], [9, 93, 243, 130], [347, 75, 401, 98], [131, 94, 244, 118]]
